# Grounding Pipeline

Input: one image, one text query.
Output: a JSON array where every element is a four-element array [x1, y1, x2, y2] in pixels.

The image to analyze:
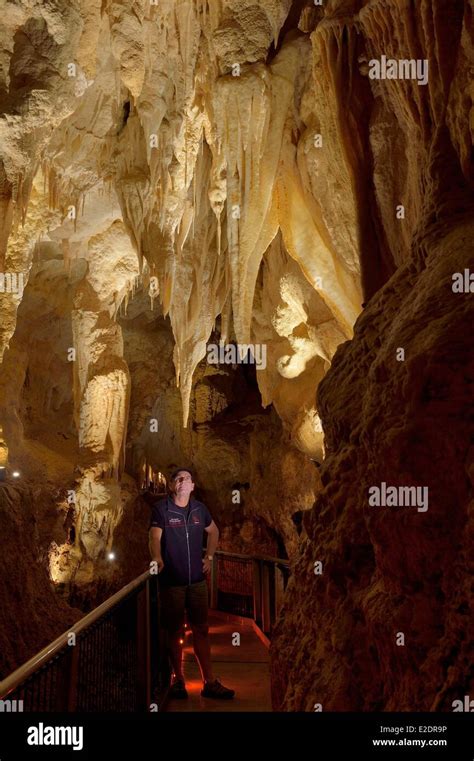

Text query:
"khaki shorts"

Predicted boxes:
[[159, 579, 209, 632]]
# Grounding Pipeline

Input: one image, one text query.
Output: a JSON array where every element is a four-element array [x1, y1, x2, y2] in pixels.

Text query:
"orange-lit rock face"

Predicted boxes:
[[0, 0, 472, 709], [0, 0, 355, 595], [270, 0, 474, 711]]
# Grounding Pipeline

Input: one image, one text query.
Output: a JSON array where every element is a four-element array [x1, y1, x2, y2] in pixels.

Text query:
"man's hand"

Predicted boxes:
[[149, 557, 164, 574], [202, 557, 211, 575]]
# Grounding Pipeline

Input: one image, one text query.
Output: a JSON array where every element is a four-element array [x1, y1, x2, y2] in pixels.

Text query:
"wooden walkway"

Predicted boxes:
[[164, 611, 272, 712]]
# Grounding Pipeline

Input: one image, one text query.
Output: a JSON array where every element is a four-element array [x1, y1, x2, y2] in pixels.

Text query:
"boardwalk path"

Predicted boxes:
[[165, 612, 272, 712]]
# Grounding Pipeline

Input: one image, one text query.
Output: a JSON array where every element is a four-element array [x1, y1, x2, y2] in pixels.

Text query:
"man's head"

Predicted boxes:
[[169, 467, 195, 500]]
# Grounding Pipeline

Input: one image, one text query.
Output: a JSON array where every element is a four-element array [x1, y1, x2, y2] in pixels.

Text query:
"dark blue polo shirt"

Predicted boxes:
[[149, 496, 213, 587]]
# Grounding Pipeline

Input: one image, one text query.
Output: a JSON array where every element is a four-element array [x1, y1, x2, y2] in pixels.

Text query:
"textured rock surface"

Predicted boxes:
[[0, 0, 346, 608], [272, 217, 474, 711], [0, 482, 83, 680], [271, 0, 474, 711]]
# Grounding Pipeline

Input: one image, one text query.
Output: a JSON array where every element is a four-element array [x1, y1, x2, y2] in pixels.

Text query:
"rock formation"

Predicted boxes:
[[270, 0, 474, 711]]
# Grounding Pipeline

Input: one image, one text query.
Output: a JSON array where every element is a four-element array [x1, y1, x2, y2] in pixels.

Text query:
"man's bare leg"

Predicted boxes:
[[191, 623, 214, 683], [169, 630, 185, 681]]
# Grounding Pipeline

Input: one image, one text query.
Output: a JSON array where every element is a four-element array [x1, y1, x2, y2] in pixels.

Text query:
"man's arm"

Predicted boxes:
[[202, 520, 219, 574], [204, 519, 219, 553], [149, 526, 164, 572]]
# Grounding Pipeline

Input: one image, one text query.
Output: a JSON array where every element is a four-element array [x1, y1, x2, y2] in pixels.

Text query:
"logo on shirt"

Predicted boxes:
[[169, 517, 184, 525]]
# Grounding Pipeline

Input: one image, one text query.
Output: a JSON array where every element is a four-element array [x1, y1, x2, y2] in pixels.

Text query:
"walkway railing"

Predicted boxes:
[[210, 551, 290, 639], [0, 550, 289, 712], [0, 571, 169, 712]]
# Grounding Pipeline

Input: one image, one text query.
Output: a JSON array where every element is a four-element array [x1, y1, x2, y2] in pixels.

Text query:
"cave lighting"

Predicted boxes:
[[107, 552, 116, 561], [12, 471, 20, 478]]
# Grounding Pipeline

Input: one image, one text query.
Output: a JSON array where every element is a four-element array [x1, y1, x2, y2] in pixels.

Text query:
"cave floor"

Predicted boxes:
[[165, 611, 272, 712]]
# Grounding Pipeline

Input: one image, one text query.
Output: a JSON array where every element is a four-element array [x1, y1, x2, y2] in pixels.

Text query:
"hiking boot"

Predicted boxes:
[[168, 678, 188, 699], [201, 678, 235, 699]]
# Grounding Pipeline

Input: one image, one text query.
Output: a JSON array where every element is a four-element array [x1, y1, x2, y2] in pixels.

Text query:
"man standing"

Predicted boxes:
[[149, 467, 235, 700]]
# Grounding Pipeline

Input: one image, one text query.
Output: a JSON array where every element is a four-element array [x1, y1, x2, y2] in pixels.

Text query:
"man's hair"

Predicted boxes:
[[169, 467, 194, 482]]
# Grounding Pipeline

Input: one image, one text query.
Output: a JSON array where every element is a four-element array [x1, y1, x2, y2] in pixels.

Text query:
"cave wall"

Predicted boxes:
[[271, 0, 474, 711], [0, 0, 356, 602], [0, 482, 83, 680]]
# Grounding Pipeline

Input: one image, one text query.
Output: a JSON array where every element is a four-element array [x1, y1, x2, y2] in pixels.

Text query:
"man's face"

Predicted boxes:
[[171, 471, 194, 499]]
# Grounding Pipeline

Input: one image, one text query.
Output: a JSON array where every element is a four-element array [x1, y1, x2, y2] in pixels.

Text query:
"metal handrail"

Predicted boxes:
[[216, 550, 289, 566], [0, 550, 291, 708], [211, 551, 291, 637], [0, 569, 151, 700]]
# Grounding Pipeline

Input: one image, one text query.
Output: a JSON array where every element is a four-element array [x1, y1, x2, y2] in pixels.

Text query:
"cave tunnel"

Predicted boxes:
[[0, 0, 473, 749]]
